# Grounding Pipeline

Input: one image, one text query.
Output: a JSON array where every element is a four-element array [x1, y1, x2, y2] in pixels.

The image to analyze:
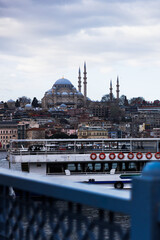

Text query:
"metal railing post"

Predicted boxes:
[[131, 162, 160, 240]]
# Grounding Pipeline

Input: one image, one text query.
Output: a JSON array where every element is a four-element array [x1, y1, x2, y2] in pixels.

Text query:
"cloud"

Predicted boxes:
[[0, 0, 160, 101]]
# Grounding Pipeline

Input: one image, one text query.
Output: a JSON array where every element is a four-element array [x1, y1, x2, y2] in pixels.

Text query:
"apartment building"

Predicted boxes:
[[0, 121, 18, 149]]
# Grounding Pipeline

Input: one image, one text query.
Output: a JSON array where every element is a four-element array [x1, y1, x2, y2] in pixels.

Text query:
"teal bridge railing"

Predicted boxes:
[[0, 162, 160, 239]]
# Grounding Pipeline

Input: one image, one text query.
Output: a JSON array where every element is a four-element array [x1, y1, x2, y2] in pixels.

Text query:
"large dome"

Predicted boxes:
[[54, 78, 73, 86]]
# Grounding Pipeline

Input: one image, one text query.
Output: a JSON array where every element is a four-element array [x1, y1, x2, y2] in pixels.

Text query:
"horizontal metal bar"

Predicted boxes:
[[0, 168, 131, 214]]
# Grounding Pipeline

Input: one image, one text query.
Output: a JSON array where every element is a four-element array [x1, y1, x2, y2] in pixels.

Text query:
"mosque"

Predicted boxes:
[[41, 63, 89, 109], [41, 62, 120, 111]]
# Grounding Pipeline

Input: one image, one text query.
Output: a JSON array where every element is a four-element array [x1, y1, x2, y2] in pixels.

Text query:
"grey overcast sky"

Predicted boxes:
[[0, 0, 160, 102]]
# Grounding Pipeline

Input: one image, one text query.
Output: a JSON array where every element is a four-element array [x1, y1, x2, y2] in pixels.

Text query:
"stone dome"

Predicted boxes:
[[7, 99, 15, 103], [62, 92, 68, 95], [46, 89, 52, 95], [54, 78, 73, 86]]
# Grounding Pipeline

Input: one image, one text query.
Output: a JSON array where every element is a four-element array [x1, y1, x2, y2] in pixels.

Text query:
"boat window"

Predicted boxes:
[[122, 163, 126, 171], [77, 163, 82, 171], [47, 163, 64, 173], [104, 163, 109, 171], [67, 164, 76, 171], [112, 163, 117, 169], [21, 163, 29, 172], [94, 163, 101, 171], [86, 163, 93, 172], [132, 141, 157, 153], [128, 162, 137, 171]]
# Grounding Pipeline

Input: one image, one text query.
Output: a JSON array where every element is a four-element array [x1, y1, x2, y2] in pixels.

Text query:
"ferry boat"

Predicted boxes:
[[7, 138, 160, 189]]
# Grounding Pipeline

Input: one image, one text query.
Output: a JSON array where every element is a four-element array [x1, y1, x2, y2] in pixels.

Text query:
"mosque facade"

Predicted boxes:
[[41, 63, 88, 109], [41, 62, 120, 111]]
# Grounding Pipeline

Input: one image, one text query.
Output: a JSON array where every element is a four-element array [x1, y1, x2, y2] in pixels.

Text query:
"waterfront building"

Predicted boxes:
[[0, 121, 18, 149], [26, 128, 45, 139], [78, 125, 108, 139], [17, 120, 39, 139]]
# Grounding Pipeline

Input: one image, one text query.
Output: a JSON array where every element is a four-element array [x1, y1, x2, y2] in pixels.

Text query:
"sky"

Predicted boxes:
[[0, 0, 160, 102]]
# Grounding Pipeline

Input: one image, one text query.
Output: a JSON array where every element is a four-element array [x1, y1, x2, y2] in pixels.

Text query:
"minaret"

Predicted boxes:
[[116, 76, 120, 100], [83, 62, 87, 105], [78, 67, 81, 92], [110, 80, 113, 101]]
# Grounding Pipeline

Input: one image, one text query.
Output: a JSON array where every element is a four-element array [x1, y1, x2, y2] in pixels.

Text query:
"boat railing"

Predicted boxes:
[[9, 148, 158, 156], [47, 170, 141, 176], [0, 162, 160, 239]]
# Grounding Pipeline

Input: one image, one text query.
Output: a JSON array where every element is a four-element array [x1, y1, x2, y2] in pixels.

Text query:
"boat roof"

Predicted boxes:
[[10, 138, 160, 143]]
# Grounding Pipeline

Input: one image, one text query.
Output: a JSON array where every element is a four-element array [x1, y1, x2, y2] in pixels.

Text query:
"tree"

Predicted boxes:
[[109, 103, 125, 123], [119, 95, 128, 106], [18, 96, 31, 107], [32, 97, 39, 108], [15, 99, 20, 108], [101, 94, 115, 102], [4, 102, 8, 109], [49, 132, 70, 139]]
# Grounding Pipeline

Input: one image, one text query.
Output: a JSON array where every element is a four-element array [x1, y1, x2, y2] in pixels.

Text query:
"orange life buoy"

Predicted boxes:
[[118, 152, 124, 160], [136, 152, 143, 159], [128, 152, 134, 160], [90, 153, 97, 160], [146, 152, 152, 159], [155, 152, 160, 159], [99, 152, 106, 160], [109, 153, 116, 160]]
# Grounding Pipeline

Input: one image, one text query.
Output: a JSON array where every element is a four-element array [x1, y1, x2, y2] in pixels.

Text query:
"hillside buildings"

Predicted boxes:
[[0, 63, 160, 148]]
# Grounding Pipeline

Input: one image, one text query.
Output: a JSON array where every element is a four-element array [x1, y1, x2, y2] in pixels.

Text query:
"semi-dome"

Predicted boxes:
[[60, 104, 67, 107], [77, 92, 83, 95], [54, 78, 73, 86], [46, 89, 52, 95], [62, 92, 68, 95], [7, 99, 15, 102]]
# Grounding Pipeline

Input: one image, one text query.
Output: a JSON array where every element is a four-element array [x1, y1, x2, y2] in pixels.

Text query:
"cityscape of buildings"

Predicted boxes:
[[0, 63, 160, 149]]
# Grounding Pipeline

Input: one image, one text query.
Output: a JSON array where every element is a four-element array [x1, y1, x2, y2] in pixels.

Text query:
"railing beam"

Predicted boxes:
[[0, 168, 131, 214], [131, 162, 160, 240]]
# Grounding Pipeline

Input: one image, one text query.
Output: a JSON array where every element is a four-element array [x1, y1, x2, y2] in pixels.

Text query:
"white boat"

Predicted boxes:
[[7, 137, 160, 189]]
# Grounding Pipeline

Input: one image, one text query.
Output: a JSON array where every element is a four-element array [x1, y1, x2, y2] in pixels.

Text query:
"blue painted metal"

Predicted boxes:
[[0, 162, 159, 239], [131, 162, 160, 240]]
